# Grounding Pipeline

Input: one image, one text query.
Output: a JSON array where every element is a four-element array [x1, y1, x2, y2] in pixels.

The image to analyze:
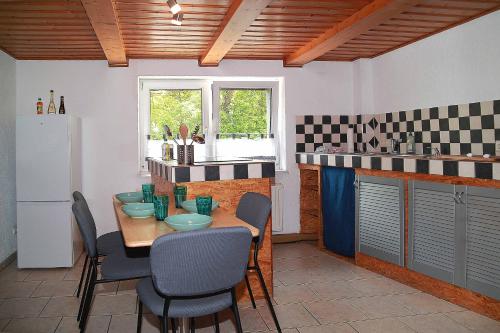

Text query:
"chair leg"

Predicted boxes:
[[190, 318, 195, 333], [77, 258, 92, 321], [244, 274, 257, 309], [213, 313, 220, 333], [79, 264, 96, 332], [256, 266, 281, 333], [137, 300, 143, 333], [230, 289, 243, 333], [77, 255, 88, 298], [161, 315, 169, 333]]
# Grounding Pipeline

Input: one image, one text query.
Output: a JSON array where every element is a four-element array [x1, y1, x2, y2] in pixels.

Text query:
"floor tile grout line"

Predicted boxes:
[[52, 316, 63, 333], [37, 295, 53, 318], [299, 301, 322, 327]]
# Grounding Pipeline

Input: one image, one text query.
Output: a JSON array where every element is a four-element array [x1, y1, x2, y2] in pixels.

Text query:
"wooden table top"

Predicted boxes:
[[113, 196, 260, 247]]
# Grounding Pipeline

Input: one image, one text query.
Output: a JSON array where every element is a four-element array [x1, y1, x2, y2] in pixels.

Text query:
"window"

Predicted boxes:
[[138, 78, 284, 173], [149, 89, 202, 141]]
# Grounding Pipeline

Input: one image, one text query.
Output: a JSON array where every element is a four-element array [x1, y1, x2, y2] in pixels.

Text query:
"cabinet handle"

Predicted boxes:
[[353, 179, 359, 189], [453, 192, 460, 204], [458, 192, 466, 205]]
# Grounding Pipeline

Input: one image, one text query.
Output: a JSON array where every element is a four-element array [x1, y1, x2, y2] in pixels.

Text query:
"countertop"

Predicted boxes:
[[148, 158, 276, 183], [296, 152, 500, 180]]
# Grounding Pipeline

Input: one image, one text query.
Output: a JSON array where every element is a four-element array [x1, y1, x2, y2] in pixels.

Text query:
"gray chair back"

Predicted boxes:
[[236, 192, 272, 246], [150, 227, 252, 297], [73, 191, 98, 238], [72, 201, 98, 258]]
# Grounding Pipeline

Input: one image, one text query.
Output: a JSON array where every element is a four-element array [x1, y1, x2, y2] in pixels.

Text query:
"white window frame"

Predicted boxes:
[[138, 79, 211, 173], [138, 77, 285, 174], [211, 81, 281, 168]]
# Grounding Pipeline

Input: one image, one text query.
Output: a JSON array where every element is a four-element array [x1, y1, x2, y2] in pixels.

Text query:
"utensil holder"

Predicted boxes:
[[177, 145, 194, 165]]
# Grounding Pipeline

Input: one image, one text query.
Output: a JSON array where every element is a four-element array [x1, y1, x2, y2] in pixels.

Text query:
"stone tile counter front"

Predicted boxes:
[[148, 158, 276, 183], [296, 152, 500, 321], [296, 152, 500, 180], [148, 158, 275, 301]]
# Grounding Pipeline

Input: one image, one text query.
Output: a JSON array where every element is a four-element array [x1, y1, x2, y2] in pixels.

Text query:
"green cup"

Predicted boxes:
[[142, 183, 155, 203], [196, 195, 212, 216], [173, 185, 187, 208], [153, 195, 169, 221]]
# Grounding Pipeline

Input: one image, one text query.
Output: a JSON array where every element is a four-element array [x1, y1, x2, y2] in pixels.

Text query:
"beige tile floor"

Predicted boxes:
[[1, 241, 499, 333]]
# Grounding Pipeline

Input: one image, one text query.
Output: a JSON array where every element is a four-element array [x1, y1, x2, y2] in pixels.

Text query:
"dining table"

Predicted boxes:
[[112, 195, 259, 332]]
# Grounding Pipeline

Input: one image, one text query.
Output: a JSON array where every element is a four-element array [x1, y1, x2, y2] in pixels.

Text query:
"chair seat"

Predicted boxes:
[[97, 231, 124, 256], [101, 254, 151, 280], [137, 278, 232, 318]]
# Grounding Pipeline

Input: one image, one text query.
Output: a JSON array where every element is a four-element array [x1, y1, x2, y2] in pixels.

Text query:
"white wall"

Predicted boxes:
[[14, 10, 499, 238], [0, 51, 17, 263], [16, 60, 354, 235], [357, 10, 500, 114]]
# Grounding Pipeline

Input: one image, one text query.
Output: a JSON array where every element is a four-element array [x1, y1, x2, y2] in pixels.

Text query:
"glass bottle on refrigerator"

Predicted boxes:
[[59, 96, 66, 114], [47, 90, 57, 114]]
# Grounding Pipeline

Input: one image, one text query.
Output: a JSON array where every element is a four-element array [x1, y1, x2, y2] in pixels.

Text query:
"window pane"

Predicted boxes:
[[219, 89, 270, 137], [149, 89, 202, 140], [216, 88, 275, 161]]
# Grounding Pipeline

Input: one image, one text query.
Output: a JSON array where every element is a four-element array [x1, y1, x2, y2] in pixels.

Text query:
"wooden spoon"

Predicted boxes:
[[179, 123, 188, 146]]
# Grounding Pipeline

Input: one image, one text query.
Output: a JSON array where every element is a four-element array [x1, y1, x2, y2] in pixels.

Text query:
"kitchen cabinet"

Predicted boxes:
[[408, 181, 465, 286], [299, 165, 322, 239], [464, 186, 500, 300], [355, 175, 405, 266], [409, 181, 500, 300]]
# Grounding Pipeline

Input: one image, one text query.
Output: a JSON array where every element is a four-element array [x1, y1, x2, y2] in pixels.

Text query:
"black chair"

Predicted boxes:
[[72, 191, 125, 298], [72, 200, 151, 332], [136, 227, 253, 333], [237, 192, 282, 332]]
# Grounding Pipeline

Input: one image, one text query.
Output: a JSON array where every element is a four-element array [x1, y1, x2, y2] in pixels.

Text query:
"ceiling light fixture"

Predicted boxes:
[[167, 0, 181, 14], [171, 13, 183, 26]]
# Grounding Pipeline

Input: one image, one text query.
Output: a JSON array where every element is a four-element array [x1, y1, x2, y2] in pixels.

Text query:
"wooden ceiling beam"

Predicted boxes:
[[199, 0, 272, 66], [284, 0, 419, 67], [80, 0, 127, 67]]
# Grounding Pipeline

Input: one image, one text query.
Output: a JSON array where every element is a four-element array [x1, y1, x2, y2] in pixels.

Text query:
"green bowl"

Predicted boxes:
[[122, 203, 154, 218], [116, 191, 144, 203], [165, 213, 212, 231], [181, 200, 219, 213]]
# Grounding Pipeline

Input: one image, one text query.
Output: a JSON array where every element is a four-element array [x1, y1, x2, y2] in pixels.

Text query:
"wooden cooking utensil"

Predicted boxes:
[[179, 123, 189, 146]]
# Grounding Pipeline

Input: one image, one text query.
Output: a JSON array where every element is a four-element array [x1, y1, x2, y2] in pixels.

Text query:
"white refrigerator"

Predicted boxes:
[[16, 115, 83, 268]]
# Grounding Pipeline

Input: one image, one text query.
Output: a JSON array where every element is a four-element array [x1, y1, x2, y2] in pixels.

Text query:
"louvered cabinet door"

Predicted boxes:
[[408, 181, 460, 284], [465, 186, 500, 300], [356, 176, 405, 266]]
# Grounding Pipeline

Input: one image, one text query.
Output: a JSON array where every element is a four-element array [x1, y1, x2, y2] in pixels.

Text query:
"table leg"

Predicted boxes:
[[179, 317, 190, 333]]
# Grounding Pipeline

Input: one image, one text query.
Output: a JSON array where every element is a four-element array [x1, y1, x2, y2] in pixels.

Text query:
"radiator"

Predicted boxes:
[[271, 183, 284, 232]]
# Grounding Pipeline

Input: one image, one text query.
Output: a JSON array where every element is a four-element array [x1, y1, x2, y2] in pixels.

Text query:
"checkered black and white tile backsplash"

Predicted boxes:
[[296, 100, 500, 155], [149, 158, 275, 183]]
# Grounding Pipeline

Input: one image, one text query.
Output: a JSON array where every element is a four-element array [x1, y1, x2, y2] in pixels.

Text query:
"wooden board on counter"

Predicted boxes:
[[298, 164, 323, 248], [355, 168, 500, 188]]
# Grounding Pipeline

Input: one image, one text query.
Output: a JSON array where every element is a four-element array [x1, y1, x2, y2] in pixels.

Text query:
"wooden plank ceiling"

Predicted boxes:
[[0, 0, 499, 66]]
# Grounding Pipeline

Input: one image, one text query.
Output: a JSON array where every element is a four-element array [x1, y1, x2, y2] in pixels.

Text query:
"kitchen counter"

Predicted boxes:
[[148, 157, 275, 301], [296, 151, 500, 320], [148, 157, 275, 183], [296, 152, 500, 180]]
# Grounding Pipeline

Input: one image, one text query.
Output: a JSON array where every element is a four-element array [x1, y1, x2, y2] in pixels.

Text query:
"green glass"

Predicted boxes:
[[195, 195, 213, 216], [153, 195, 169, 221], [142, 183, 155, 203], [173, 185, 187, 208]]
